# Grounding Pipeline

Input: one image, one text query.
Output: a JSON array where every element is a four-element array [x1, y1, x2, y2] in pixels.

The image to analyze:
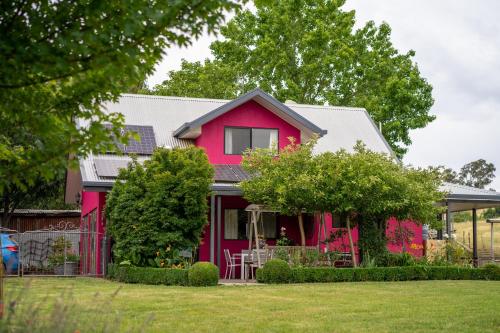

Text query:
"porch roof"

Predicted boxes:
[[439, 182, 500, 212]]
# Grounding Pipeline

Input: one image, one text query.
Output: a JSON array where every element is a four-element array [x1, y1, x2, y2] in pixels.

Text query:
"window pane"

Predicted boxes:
[[225, 209, 249, 240], [225, 128, 251, 154], [237, 210, 249, 240], [262, 213, 277, 239], [224, 209, 238, 239], [252, 129, 278, 150]]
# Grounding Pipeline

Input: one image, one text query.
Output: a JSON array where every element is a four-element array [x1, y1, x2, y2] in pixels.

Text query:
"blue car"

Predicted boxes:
[[1, 234, 19, 274]]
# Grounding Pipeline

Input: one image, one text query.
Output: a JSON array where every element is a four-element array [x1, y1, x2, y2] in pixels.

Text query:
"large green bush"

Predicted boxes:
[[258, 259, 292, 283], [188, 262, 219, 286], [107, 264, 188, 285], [257, 266, 500, 284], [105, 147, 213, 266]]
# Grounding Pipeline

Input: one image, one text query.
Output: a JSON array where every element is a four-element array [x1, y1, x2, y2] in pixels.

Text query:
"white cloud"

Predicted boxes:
[[149, 0, 500, 190]]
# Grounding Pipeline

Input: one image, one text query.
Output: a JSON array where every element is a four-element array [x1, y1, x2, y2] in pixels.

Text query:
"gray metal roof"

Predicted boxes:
[[3, 209, 81, 217], [79, 91, 394, 189], [440, 182, 500, 212]]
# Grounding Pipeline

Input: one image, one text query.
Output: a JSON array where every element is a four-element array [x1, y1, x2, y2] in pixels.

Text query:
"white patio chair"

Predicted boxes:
[[249, 249, 268, 279], [224, 249, 241, 279]]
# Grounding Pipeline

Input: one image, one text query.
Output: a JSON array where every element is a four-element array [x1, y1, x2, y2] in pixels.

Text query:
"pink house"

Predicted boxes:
[[65, 89, 423, 276]]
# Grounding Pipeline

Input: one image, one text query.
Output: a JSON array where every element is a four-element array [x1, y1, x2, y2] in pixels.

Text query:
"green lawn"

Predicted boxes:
[[5, 278, 500, 333]]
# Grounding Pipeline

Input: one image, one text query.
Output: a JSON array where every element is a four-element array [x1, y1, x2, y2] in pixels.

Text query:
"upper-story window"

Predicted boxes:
[[224, 127, 278, 155]]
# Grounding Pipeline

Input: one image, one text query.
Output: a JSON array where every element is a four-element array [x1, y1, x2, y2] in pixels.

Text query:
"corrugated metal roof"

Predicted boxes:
[[214, 164, 251, 182], [2, 209, 81, 216], [79, 93, 394, 188], [440, 182, 500, 197]]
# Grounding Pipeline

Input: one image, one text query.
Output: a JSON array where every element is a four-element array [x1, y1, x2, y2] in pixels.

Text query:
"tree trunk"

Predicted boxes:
[[346, 216, 357, 267], [298, 213, 306, 248]]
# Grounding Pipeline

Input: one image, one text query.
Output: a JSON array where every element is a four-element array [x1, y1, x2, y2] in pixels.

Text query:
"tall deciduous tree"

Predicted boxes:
[[0, 0, 241, 224], [105, 147, 214, 266], [153, 0, 434, 157]]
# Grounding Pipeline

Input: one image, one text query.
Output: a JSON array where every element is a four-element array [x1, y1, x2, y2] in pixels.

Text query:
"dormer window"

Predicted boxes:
[[224, 127, 278, 155]]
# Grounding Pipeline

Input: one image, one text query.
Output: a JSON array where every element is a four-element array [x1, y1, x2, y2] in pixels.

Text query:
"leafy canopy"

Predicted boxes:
[[105, 147, 214, 267], [242, 138, 444, 259], [152, 0, 434, 157], [429, 159, 496, 189], [0, 0, 241, 221]]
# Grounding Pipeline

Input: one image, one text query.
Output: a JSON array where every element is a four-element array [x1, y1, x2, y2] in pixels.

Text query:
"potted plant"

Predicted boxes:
[[48, 236, 79, 275]]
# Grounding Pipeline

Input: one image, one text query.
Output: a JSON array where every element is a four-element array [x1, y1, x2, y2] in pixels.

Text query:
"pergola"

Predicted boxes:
[[245, 204, 280, 268], [439, 182, 500, 266]]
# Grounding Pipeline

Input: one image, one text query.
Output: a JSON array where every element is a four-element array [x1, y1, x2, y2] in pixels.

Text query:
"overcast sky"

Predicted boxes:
[[148, 0, 500, 190]]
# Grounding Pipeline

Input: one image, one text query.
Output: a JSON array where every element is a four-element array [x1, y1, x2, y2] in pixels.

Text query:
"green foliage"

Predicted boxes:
[[481, 207, 500, 220], [443, 241, 472, 267], [188, 262, 219, 286], [428, 159, 496, 190], [375, 252, 417, 267], [153, 60, 240, 99], [459, 159, 496, 189], [47, 236, 79, 267], [0, 0, 241, 224], [258, 259, 292, 283], [258, 266, 500, 284], [241, 137, 319, 246], [243, 139, 444, 262], [154, 0, 434, 157], [316, 142, 444, 260], [452, 211, 472, 223], [150, 246, 191, 269], [107, 264, 189, 286], [106, 147, 214, 266]]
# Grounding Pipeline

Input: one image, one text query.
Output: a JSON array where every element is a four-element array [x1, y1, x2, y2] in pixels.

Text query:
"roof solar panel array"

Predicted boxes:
[[105, 124, 157, 155]]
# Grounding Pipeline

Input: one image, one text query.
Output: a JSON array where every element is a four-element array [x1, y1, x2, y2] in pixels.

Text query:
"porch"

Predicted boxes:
[[198, 192, 424, 278]]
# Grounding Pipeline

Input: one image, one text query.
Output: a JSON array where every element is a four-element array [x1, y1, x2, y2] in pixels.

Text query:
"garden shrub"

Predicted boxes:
[[258, 265, 500, 284], [105, 147, 213, 266], [260, 259, 292, 283], [107, 264, 188, 285], [482, 263, 500, 280], [188, 262, 219, 286]]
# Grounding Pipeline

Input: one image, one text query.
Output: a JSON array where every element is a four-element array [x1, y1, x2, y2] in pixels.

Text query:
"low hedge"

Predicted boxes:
[[256, 265, 500, 284], [107, 264, 189, 286]]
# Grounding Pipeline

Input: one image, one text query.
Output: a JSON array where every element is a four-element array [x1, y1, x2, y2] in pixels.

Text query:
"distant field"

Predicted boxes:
[[454, 219, 500, 256]]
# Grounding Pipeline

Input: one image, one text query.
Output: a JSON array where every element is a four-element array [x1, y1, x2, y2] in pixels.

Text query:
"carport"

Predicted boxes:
[[440, 182, 500, 266]]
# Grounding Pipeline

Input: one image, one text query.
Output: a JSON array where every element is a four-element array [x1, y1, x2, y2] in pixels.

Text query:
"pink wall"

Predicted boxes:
[[195, 100, 301, 164], [312, 213, 424, 257], [80, 191, 107, 276]]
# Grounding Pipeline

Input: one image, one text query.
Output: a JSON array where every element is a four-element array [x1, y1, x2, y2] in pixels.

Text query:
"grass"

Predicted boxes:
[[454, 219, 500, 255], [5, 277, 500, 333]]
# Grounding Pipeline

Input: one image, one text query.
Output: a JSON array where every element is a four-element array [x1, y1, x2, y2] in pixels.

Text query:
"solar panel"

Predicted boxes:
[[213, 164, 251, 182], [94, 159, 131, 178], [105, 124, 157, 155]]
